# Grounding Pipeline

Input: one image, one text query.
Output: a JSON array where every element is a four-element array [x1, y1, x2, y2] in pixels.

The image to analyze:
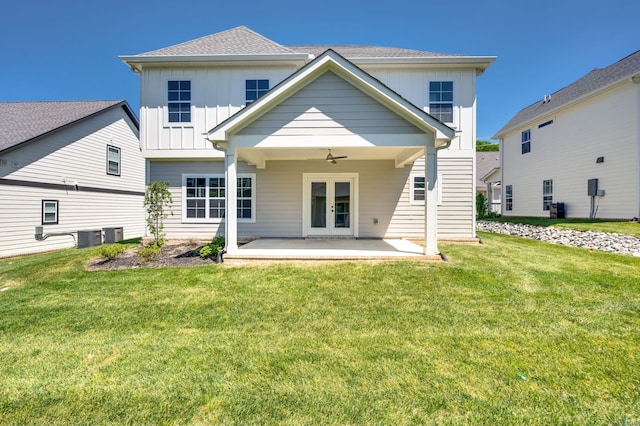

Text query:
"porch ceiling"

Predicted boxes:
[[237, 146, 424, 168]]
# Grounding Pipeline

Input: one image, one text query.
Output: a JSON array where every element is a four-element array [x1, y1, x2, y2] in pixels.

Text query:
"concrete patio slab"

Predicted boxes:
[[224, 238, 442, 262]]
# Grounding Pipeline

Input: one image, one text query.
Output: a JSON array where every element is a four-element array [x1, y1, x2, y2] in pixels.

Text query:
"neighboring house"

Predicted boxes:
[[494, 50, 640, 219], [476, 152, 501, 214], [120, 26, 495, 255], [0, 101, 146, 258]]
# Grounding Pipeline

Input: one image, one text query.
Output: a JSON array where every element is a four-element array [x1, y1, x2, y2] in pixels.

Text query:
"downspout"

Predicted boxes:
[[633, 74, 640, 220], [434, 139, 453, 261]]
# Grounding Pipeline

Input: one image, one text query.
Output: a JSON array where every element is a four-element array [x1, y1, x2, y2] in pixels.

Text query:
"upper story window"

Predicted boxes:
[[521, 129, 531, 154], [245, 79, 269, 105], [107, 145, 121, 176], [168, 80, 191, 123], [429, 81, 453, 123], [543, 179, 553, 211]]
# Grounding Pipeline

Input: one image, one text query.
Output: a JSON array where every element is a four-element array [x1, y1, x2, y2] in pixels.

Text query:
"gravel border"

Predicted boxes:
[[477, 220, 640, 256]]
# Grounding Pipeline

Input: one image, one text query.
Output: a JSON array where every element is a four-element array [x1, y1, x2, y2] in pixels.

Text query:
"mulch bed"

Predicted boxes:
[[86, 240, 219, 271]]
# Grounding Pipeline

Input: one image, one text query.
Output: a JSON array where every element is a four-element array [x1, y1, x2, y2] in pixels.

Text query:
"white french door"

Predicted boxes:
[[304, 174, 358, 237]]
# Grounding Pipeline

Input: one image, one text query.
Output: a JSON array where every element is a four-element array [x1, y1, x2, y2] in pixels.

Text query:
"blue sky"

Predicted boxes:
[[1, 0, 639, 140]]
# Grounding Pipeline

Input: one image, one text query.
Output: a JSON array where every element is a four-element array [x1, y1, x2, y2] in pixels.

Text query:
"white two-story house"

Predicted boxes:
[[494, 50, 640, 220], [120, 26, 494, 256]]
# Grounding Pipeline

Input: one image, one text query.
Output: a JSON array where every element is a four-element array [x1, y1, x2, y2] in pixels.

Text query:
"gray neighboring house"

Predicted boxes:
[[0, 101, 146, 258], [476, 152, 501, 214], [494, 50, 640, 219]]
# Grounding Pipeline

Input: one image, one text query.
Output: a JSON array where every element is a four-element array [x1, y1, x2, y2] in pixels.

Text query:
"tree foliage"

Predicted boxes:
[[144, 181, 173, 247], [477, 140, 499, 152]]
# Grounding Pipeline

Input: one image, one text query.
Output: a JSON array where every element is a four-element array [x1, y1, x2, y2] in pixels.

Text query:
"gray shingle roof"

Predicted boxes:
[[0, 100, 131, 153], [133, 26, 458, 59], [137, 26, 298, 56], [476, 152, 500, 187], [495, 50, 640, 137], [288, 45, 462, 58]]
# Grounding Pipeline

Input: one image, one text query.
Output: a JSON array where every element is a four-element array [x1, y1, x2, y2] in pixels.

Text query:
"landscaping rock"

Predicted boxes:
[[477, 221, 640, 256]]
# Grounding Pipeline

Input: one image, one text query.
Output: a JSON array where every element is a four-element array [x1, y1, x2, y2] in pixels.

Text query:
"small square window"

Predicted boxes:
[[245, 79, 269, 104], [42, 200, 58, 225], [107, 145, 121, 176]]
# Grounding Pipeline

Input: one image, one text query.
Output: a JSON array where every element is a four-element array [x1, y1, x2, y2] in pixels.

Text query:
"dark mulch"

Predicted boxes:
[[86, 241, 219, 271]]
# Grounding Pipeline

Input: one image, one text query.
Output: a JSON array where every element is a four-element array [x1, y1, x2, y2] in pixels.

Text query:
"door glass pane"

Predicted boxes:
[[311, 182, 326, 228], [334, 182, 350, 228]]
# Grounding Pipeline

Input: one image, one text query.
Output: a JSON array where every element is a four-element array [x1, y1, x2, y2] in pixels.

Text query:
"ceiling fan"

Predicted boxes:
[[326, 149, 348, 164]]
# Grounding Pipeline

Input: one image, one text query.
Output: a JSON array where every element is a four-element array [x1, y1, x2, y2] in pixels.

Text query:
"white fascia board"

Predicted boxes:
[[119, 53, 312, 73], [351, 56, 497, 75]]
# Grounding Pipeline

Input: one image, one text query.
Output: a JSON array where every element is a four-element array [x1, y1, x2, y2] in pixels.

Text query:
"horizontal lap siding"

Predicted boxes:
[[0, 185, 145, 258], [151, 156, 474, 240], [238, 71, 422, 137]]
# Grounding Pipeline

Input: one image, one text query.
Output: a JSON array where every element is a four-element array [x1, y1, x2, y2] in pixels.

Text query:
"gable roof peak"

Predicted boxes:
[[136, 25, 298, 57]]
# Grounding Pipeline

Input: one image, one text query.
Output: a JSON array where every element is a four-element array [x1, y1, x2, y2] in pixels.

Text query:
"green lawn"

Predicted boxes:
[[484, 216, 640, 237], [0, 234, 639, 425]]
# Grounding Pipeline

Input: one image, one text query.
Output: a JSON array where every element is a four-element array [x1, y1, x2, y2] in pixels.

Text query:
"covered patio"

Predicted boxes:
[[224, 238, 443, 262]]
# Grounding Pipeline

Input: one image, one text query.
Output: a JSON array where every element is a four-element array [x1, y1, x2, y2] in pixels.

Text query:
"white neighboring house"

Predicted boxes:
[[0, 101, 146, 258], [476, 152, 501, 215], [494, 50, 640, 220], [120, 26, 495, 255]]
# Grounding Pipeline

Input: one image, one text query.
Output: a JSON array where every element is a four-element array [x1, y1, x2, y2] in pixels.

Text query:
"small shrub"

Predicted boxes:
[[476, 193, 487, 219], [95, 244, 125, 261], [138, 243, 162, 262], [199, 236, 226, 260]]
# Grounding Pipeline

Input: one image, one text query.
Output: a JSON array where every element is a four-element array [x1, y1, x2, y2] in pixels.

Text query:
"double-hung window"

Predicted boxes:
[[168, 80, 191, 123], [245, 79, 269, 105], [410, 174, 443, 205], [429, 81, 454, 123], [42, 200, 59, 225], [505, 185, 513, 211], [543, 179, 553, 211], [183, 174, 255, 222], [521, 129, 531, 154], [107, 145, 121, 176]]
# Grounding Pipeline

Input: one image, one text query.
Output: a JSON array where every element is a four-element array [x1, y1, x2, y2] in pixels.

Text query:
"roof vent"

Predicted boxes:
[[543, 95, 552, 103]]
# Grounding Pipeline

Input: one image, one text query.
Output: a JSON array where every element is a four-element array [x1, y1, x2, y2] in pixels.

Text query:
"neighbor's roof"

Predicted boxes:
[[476, 152, 500, 186], [0, 100, 138, 154], [495, 50, 640, 137]]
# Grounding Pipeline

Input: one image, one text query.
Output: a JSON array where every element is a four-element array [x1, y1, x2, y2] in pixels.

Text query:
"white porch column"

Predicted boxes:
[[225, 149, 239, 254], [424, 145, 439, 255], [486, 182, 493, 213]]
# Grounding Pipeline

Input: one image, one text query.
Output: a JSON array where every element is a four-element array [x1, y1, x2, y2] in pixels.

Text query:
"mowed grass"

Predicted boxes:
[[0, 233, 639, 424]]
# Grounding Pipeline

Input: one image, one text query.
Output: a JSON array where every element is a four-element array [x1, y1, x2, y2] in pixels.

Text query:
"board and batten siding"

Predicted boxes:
[[150, 155, 475, 241], [140, 66, 297, 157], [501, 81, 639, 219], [0, 107, 146, 258]]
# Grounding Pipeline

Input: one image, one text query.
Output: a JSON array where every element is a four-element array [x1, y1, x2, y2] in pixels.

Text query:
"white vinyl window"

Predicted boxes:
[[429, 81, 454, 123], [107, 145, 121, 176], [543, 179, 553, 211], [42, 200, 59, 225], [521, 129, 531, 154], [505, 185, 513, 211], [410, 174, 443, 205], [182, 174, 255, 223]]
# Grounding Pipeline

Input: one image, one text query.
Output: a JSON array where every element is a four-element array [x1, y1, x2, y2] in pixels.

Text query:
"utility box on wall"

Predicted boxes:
[[588, 178, 599, 196], [77, 230, 102, 248]]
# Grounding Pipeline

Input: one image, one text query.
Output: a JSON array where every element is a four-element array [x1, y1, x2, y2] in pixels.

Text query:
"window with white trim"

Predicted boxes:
[[543, 179, 553, 211], [42, 200, 58, 224], [505, 185, 513, 211], [168, 80, 191, 123], [245, 79, 269, 105], [107, 145, 121, 176], [182, 174, 255, 222], [521, 129, 531, 154], [429, 81, 453, 123], [410, 174, 443, 205]]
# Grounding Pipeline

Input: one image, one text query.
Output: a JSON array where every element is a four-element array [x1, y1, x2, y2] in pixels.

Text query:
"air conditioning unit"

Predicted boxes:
[[103, 227, 123, 244], [77, 230, 103, 248]]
